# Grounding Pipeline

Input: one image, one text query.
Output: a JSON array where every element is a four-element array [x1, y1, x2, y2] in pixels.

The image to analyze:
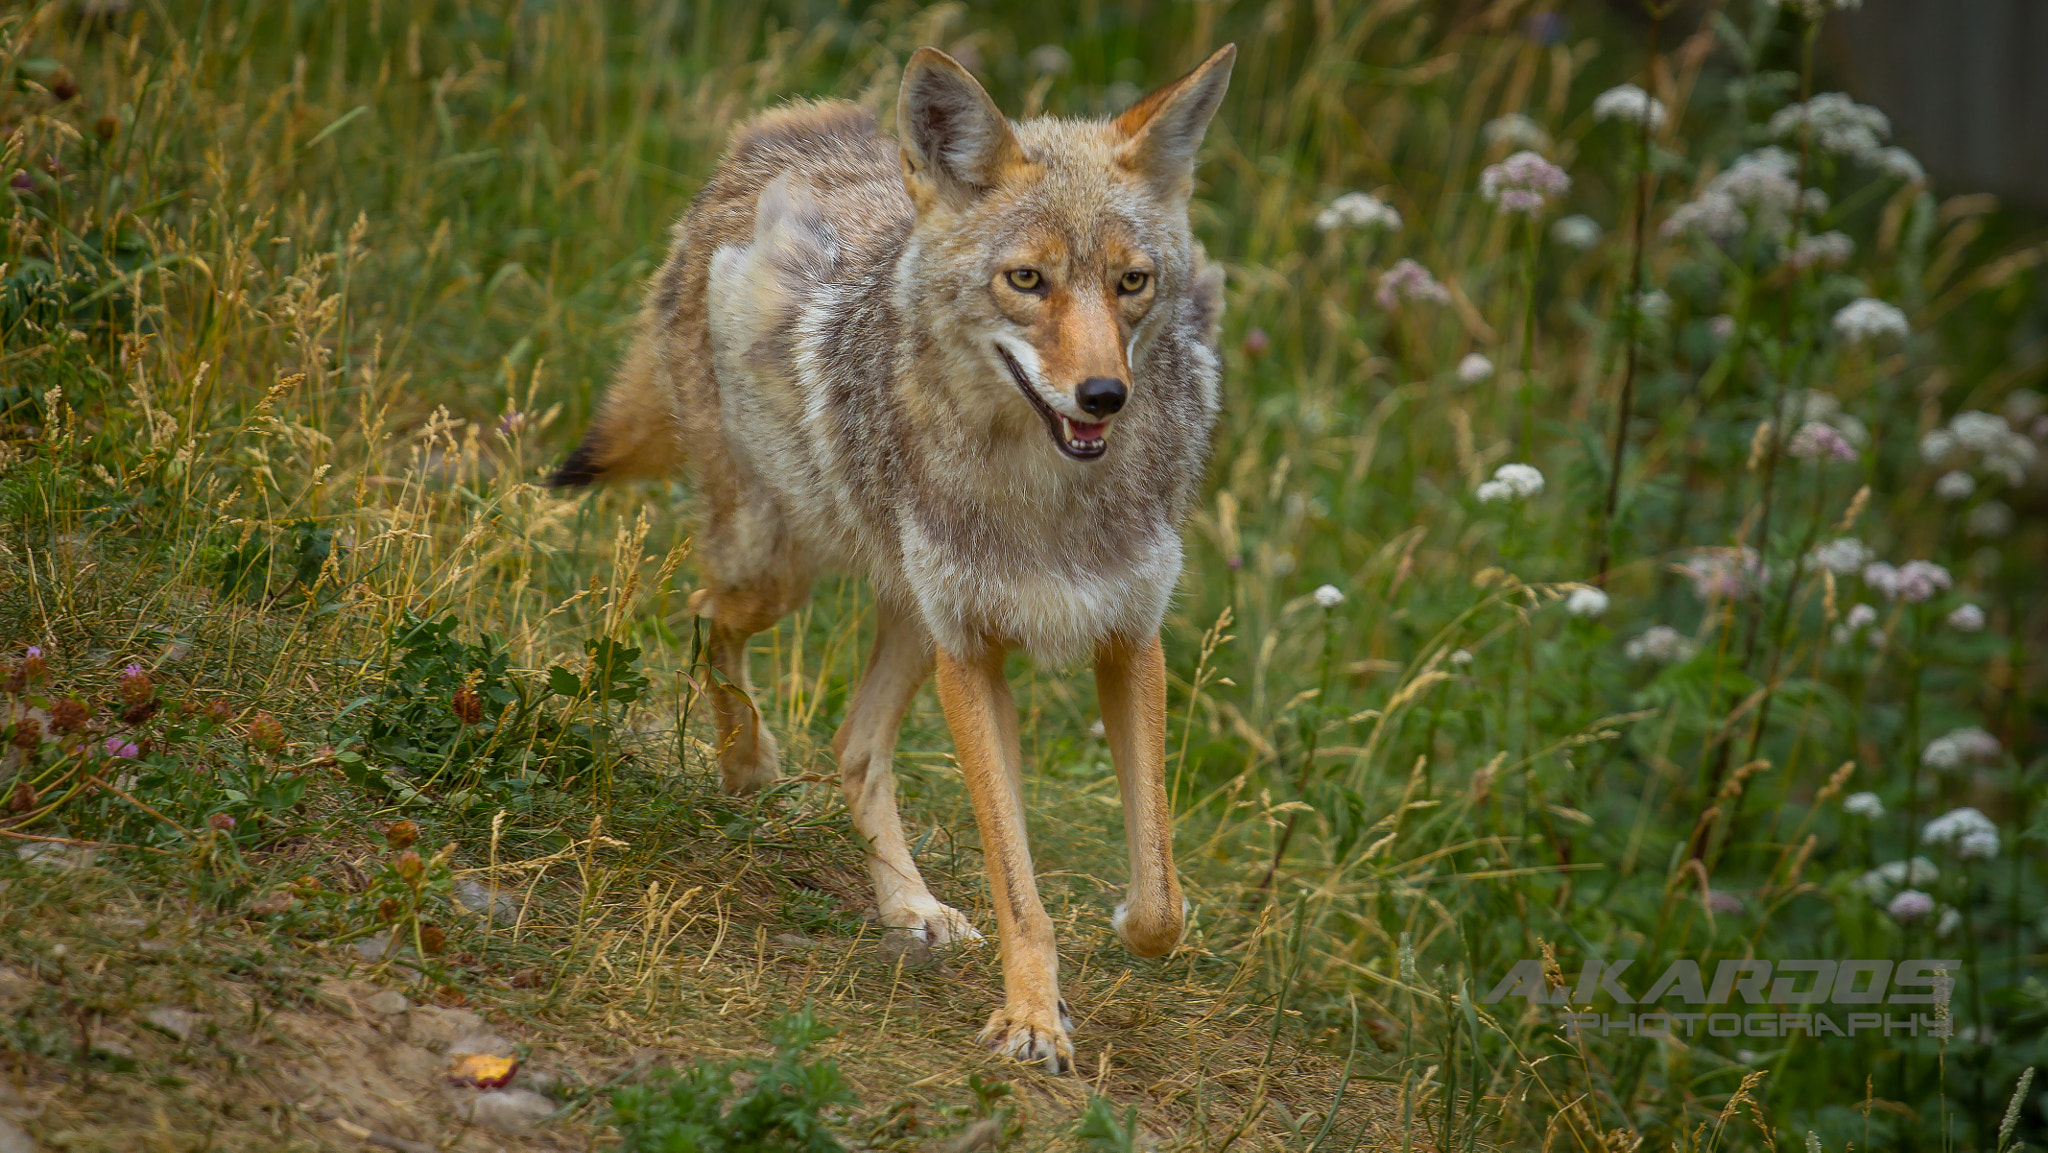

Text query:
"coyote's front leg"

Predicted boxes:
[[1096, 633, 1185, 957], [934, 642, 1072, 1074]]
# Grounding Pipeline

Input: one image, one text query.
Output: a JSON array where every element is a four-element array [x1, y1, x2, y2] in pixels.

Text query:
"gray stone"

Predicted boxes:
[[455, 1088, 555, 1133], [0, 1117, 37, 1153], [141, 1007, 204, 1043], [452, 880, 520, 925], [363, 990, 410, 1016]]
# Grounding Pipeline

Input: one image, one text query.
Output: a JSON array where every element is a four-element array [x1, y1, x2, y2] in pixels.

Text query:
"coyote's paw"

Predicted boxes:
[[718, 728, 781, 795], [881, 898, 982, 945], [978, 999, 1075, 1075], [1112, 896, 1188, 958]]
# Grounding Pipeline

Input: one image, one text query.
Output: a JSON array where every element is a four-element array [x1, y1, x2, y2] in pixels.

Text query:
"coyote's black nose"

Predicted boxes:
[[1076, 377, 1127, 417]]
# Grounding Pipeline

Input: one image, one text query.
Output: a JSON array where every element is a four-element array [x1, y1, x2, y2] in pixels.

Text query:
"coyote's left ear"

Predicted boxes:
[[1114, 44, 1236, 201]]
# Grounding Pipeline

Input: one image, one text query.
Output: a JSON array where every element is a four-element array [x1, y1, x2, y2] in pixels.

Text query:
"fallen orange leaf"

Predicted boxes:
[[447, 1052, 518, 1089]]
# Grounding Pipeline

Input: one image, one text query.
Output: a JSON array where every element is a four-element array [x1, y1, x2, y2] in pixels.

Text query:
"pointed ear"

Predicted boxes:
[[1114, 44, 1236, 201], [898, 47, 1025, 206]]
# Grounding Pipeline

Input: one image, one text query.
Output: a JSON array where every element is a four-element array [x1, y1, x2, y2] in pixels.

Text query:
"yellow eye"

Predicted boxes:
[[1006, 269, 1043, 292], [1119, 270, 1150, 294]]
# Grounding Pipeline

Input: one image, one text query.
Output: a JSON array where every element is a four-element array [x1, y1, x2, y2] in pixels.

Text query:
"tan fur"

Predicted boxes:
[[554, 46, 1235, 1073]]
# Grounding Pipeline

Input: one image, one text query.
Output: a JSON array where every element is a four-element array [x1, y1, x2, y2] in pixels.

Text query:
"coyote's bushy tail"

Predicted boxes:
[[548, 328, 681, 487]]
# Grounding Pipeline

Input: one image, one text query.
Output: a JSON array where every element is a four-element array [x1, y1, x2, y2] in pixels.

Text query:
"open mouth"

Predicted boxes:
[[995, 346, 1110, 461]]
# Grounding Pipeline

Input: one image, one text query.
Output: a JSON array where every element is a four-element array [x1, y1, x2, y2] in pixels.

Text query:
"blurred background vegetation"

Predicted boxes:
[[2, 0, 2044, 1149]]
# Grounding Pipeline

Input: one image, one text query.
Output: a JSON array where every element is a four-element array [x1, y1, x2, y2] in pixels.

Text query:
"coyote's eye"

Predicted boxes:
[[1005, 269, 1043, 292], [1118, 270, 1150, 294]]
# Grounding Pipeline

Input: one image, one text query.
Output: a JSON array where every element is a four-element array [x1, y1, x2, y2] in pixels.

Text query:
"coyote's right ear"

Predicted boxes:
[[898, 47, 1026, 209]]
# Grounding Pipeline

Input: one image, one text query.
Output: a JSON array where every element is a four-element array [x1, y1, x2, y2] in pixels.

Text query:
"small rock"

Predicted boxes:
[[245, 891, 294, 918], [878, 928, 934, 969], [363, 990, 410, 1016], [88, 1036, 135, 1061], [517, 1067, 565, 1098], [931, 1118, 1002, 1153], [452, 880, 519, 925], [771, 932, 815, 951], [0, 1117, 37, 1153], [455, 1087, 555, 1133], [14, 843, 91, 871], [141, 1007, 204, 1042], [351, 931, 422, 979]]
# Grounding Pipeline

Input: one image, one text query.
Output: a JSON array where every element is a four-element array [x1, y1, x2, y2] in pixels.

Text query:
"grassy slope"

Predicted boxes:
[[0, 2, 1404, 1150], [5, 0, 2048, 1150]]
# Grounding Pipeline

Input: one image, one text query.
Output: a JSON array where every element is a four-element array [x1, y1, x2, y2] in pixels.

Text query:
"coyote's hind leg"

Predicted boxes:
[[698, 580, 806, 794], [833, 601, 979, 944]]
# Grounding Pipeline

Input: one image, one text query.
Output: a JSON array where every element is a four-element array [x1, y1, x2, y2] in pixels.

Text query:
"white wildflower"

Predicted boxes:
[[1923, 807, 2000, 860], [1919, 428, 1959, 462], [1636, 289, 1671, 320], [2003, 390, 2046, 423], [1476, 463, 1545, 503], [1886, 890, 1935, 922], [1858, 856, 1940, 897], [1026, 45, 1072, 75], [1683, 546, 1767, 601], [1661, 192, 1746, 240], [1788, 421, 1858, 462], [1937, 906, 1963, 938], [1375, 259, 1451, 309], [1870, 145, 1925, 183], [1768, 93, 1891, 160], [1316, 191, 1403, 233], [1482, 113, 1550, 151], [1313, 584, 1345, 609], [1551, 214, 1601, 249], [1810, 537, 1873, 575], [1479, 150, 1571, 214], [1665, 148, 1805, 241], [1922, 726, 2000, 770], [1709, 314, 1737, 340], [1845, 603, 1878, 630], [1966, 501, 2013, 538], [1863, 559, 1951, 603], [1591, 83, 1668, 130], [1449, 648, 1474, 667], [1624, 625, 1696, 664], [1946, 604, 1984, 632], [1842, 791, 1884, 819], [1934, 470, 1977, 501], [1565, 586, 1610, 618], [1833, 298, 1910, 344], [1780, 230, 1855, 270], [1457, 353, 1495, 383], [1950, 411, 2010, 452]]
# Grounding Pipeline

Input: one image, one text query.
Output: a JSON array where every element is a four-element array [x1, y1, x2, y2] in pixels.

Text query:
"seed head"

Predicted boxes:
[[50, 697, 90, 734], [22, 648, 46, 685], [208, 813, 236, 831], [11, 716, 41, 748], [393, 850, 424, 883], [385, 820, 419, 850], [8, 780, 35, 812], [419, 924, 447, 955], [451, 686, 483, 726], [117, 663, 154, 705], [247, 710, 284, 751], [378, 897, 403, 922]]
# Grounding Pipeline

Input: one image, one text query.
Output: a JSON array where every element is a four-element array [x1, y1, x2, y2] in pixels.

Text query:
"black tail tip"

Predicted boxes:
[[547, 443, 600, 488]]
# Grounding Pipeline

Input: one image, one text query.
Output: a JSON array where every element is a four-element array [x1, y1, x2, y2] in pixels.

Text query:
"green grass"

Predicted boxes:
[[2, 1, 2045, 1150]]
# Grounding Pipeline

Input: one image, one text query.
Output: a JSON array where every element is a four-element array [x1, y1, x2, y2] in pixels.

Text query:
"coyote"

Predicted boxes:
[[552, 44, 1233, 1072]]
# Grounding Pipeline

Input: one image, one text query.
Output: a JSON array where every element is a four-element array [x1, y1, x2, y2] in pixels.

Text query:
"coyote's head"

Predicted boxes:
[[896, 44, 1233, 462]]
